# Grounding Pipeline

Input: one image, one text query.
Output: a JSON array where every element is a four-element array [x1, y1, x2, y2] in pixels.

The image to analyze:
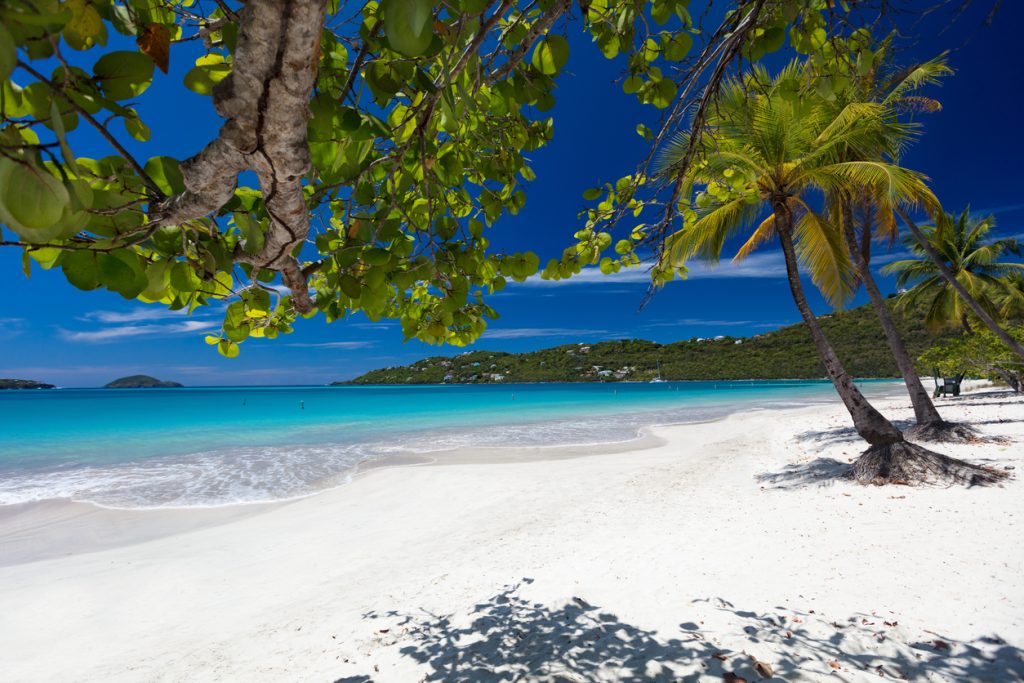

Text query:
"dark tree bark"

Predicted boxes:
[[839, 202, 948, 430], [897, 208, 1024, 362], [774, 202, 903, 446]]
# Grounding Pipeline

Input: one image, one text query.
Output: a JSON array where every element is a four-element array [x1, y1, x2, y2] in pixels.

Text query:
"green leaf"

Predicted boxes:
[[650, 78, 677, 109], [183, 61, 231, 96], [0, 23, 15, 82], [123, 112, 150, 141], [791, 25, 826, 54], [144, 156, 185, 195], [60, 250, 101, 290], [94, 51, 155, 100], [531, 36, 569, 76], [758, 26, 786, 54], [661, 32, 692, 61], [582, 187, 602, 201], [383, 0, 434, 57], [99, 250, 148, 298], [217, 339, 240, 358], [170, 261, 202, 292], [62, 0, 107, 51], [0, 159, 71, 241]]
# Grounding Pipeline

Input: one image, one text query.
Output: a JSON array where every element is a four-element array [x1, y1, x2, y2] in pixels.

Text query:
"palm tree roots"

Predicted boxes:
[[904, 420, 988, 444], [849, 441, 1009, 486]]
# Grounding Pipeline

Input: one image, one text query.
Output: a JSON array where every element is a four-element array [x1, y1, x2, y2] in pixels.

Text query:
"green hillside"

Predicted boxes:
[[343, 300, 957, 384]]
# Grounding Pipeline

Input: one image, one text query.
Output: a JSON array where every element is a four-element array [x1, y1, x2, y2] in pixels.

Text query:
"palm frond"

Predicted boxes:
[[733, 213, 776, 262], [791, 199, 855, 307], [664, 196, 764, 265]]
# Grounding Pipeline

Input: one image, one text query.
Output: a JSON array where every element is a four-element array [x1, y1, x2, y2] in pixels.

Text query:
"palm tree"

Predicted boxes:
[[894, 208, 1024, 361], [884, 208, 1024, 333], [656, 64, 1003, 485], [822, 52, 963, 440]]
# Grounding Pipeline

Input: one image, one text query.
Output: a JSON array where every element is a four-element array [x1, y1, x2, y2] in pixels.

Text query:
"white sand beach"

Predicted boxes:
[[0, 388, 1021, 682]]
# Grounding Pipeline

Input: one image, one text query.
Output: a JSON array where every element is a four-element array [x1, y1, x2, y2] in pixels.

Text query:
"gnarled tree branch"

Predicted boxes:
[[151, 0, 327, 313]]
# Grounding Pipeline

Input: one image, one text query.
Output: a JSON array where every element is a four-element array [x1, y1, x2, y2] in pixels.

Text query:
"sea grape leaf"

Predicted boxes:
[[0, 159, 70, 241], [94, 50, 155, 100], [144, 156, 185, 195], [384, 0, 434, 57], [531, 36, 569, 76]]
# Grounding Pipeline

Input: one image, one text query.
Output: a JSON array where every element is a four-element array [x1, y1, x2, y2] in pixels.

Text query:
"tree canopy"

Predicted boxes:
[[0, 0, 1000, 356]]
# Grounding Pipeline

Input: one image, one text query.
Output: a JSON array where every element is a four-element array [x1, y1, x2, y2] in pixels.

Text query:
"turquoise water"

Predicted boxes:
[[0, 381, 898, 508]]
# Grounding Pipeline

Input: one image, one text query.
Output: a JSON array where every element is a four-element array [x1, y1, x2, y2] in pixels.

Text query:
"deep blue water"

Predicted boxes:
[[0, 381, 898, 508]]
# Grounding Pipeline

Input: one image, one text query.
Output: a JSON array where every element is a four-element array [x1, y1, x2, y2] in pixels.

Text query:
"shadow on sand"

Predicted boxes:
[[352, 581, 1023, 682]]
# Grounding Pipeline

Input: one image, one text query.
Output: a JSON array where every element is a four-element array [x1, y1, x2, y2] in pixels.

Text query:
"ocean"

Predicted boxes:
[[0, 381, 898, 509]]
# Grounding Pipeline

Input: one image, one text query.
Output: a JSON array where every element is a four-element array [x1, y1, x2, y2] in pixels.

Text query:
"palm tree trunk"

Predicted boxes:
[[897, 207, 1024, 361], [774, 202, 903, 446], [990, 366, 1020, 392], [840, 203, 944, 426]]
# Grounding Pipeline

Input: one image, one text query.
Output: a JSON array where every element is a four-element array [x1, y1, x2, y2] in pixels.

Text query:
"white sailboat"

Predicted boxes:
[[650, 360, 667, 383]]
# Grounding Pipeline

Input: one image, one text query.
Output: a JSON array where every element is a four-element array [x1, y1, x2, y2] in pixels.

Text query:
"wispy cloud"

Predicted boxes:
[[481, 327, 610, 339], [0, 317, 26, 340], [61, 319, 217, 342], [347, 321, 398, 330], [970, 202, 1024, 217], [520, 250, 789, 287], [642, 318, 758, 328], [281, 341, 375, 349], [80, 308, 193, 324]]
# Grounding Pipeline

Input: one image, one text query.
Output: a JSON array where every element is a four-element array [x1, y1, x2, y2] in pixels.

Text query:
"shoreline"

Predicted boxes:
[[0, 385, 860, 516], [0, 382, 909, 566], [0, 387, 1020, 681], [0, 420, 676, 566]]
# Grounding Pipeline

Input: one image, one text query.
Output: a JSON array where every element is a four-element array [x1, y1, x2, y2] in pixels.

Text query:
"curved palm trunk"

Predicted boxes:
[[841, 203, 944, 426], [774, 202, 903, 446], [897, 208, 1024, 361]]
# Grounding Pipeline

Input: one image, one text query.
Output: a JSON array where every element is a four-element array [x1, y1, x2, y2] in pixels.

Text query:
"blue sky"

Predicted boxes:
[[2, 1, 1022, 387]]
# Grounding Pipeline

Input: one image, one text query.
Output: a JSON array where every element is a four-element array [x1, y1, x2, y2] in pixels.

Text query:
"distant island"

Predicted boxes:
[[0, 379, 56, 390], [104, 375, 184, 389], [342, 300, 956, 384]]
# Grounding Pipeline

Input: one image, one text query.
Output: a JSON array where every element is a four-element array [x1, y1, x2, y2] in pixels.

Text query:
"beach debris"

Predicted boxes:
[[723, 673, 748, 683], [932, 639, 951, 651], [829, 660, 841, 669], [712, 652, 729, 661], [572, 596, 593, 609], [750, 656, 774, 678]]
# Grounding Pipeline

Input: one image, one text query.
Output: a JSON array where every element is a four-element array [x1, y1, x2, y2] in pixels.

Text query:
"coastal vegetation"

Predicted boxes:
[[346, 300, 957, 384], [104, 375, 183, 388], [920, 327, 1024, 393], [0, 379, 55, 390]]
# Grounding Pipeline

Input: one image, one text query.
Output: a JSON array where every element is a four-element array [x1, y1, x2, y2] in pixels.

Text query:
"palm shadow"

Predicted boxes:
[[755, 457, 851, 489], [355, 582, 1024, 682]]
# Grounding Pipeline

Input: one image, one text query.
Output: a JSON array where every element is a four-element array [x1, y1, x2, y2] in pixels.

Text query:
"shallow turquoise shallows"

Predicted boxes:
[[0, 381, 897, 508]]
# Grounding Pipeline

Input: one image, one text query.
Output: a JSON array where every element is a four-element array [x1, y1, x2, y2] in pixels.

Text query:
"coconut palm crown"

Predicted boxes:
[[883, 208, 1024, 332], [656, 61, 939, 309]]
